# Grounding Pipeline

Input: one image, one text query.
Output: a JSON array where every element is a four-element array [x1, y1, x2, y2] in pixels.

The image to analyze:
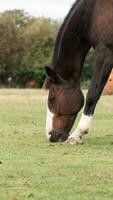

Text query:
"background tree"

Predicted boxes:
[[0, 9, 92, 88]]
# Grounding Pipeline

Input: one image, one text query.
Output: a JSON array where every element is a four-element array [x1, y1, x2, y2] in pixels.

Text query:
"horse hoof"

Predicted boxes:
[[65, 137, 83, 144]]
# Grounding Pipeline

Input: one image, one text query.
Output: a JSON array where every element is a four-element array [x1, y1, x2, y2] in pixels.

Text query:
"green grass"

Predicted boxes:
[[0, 89, 113, 200]]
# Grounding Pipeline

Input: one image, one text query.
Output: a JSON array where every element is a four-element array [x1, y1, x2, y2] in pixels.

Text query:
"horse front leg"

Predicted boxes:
[[66, 44, 113, 144]]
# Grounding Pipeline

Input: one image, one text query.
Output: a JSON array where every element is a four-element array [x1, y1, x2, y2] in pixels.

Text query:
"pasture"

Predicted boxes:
[[0, 89, 113, 200]]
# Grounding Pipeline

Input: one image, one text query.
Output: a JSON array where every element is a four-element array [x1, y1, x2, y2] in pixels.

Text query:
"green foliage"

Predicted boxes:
[[0, 10, 59, 87], [0, 9, 93, 88], [16, 68, 46, 88], [81, 48, 94, 87]]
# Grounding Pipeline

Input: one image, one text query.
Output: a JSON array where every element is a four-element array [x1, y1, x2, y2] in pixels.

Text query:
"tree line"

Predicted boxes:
[[0, 9, 93, 88]]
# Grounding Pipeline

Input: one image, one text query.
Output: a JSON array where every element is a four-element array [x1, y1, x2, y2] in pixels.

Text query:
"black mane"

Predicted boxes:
[[52, 0, 84, 66]]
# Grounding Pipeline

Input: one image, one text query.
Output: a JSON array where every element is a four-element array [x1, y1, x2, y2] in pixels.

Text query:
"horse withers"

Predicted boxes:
[[45, 0, 113, 144]]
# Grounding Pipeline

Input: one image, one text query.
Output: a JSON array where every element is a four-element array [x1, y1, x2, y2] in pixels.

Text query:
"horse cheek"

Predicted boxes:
[[53, 116, 63, 129]]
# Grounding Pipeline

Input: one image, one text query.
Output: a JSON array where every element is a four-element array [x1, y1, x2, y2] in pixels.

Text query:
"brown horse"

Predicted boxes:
[[45, 0, 113, 144]]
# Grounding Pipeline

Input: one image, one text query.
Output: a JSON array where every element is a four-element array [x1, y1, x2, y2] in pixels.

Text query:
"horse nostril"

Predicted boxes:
[[49, 136, 56, 143], [48, 130, 60, 142], [49, 130, 55, 136], [48, 130, 69, 142]]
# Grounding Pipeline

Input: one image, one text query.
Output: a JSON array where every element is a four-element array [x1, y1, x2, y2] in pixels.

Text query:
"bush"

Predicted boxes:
[[0, 10, 94, 88], [0, 10, 60, 88]]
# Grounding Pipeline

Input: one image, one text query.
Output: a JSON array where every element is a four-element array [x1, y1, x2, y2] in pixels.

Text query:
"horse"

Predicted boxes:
[[26, 80, 36, 88], [44, 0, 113, 144]]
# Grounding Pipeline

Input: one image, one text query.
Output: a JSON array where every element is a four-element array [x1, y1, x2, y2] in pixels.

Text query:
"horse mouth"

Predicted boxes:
[[49, 130, 69, 142]]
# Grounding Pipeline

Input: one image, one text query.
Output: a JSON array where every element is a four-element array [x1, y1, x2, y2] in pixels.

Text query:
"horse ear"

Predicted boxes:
[[45, 67, 60, 83]]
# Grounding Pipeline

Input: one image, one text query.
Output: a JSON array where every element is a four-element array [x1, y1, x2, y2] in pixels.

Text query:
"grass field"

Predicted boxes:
[[0, 89, 113, 200]]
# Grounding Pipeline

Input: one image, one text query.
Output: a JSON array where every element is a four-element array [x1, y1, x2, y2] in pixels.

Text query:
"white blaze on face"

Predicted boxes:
[[46, 106, 54, 140]]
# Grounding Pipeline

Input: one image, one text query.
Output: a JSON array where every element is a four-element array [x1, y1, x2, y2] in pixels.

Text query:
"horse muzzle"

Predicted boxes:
[[49, 130, 69, 142]]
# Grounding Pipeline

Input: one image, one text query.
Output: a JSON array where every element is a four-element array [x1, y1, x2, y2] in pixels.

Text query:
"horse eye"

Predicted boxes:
[[49, 94, 55, 103]]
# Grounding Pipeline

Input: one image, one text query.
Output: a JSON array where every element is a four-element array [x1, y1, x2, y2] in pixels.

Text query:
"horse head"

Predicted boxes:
[[45, 67, 84, 142]]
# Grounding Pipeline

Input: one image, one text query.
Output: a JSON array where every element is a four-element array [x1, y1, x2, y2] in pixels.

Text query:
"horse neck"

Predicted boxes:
[[52, 0, 92, 84], [53, 40, 90, 84]]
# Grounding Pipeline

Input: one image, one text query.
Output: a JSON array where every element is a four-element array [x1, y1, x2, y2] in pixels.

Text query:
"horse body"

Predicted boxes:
[[90, 1, 113, 47], [45, 0, 113, 143]]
